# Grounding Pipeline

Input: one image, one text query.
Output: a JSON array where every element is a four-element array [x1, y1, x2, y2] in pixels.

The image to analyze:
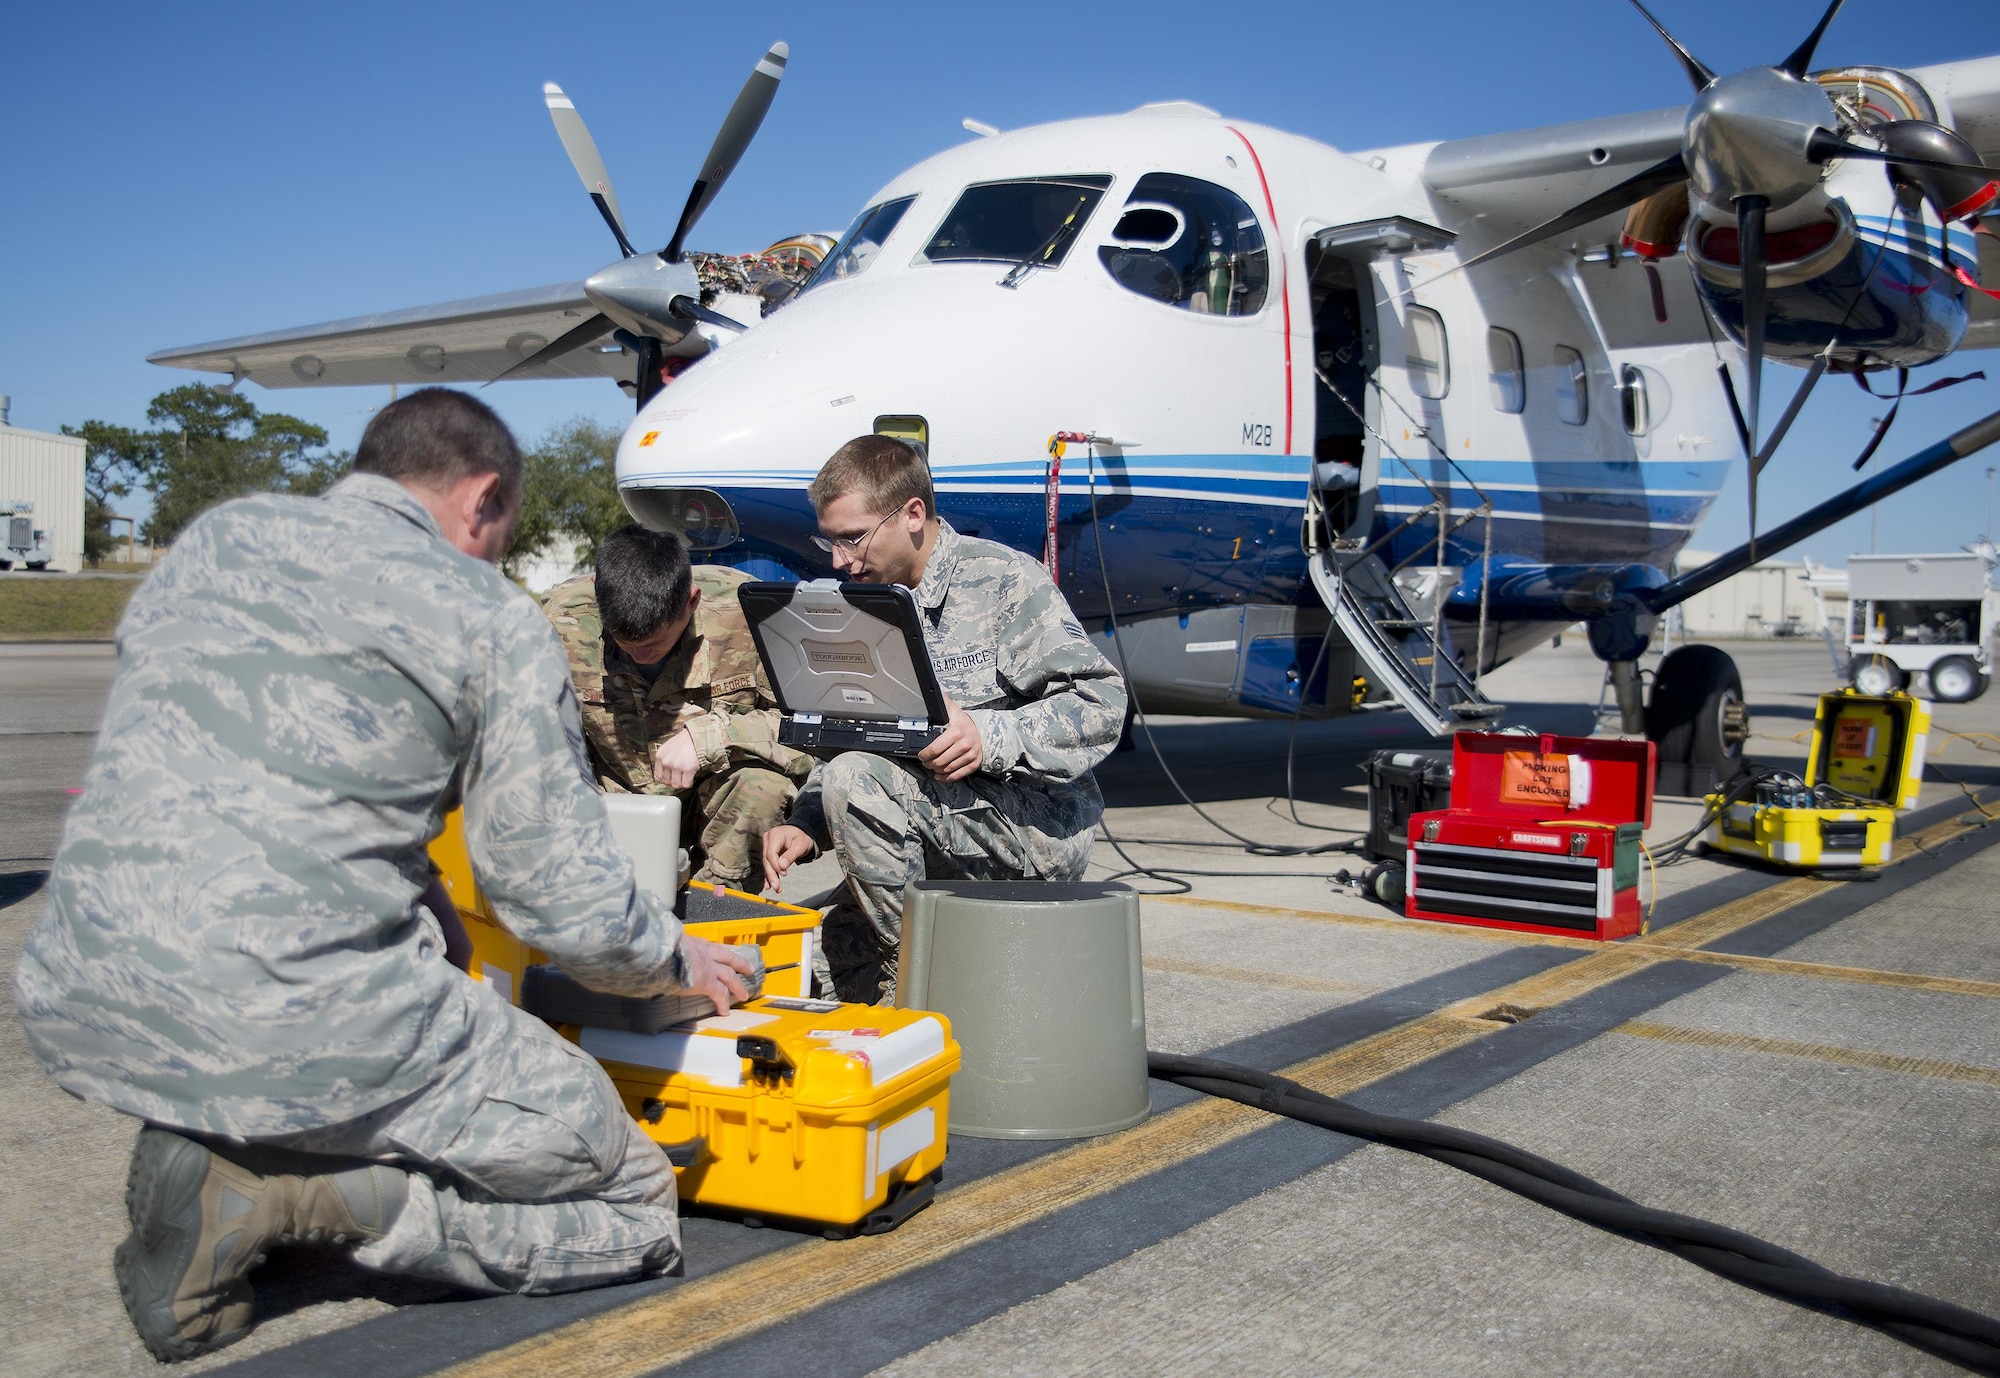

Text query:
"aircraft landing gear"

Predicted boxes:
[[1646, 645, 1750, 797]]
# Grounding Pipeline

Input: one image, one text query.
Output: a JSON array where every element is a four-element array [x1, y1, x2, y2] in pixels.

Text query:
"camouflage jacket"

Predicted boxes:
[[541, 568, 810, 795], [789, 521, 1129, 843], [13, 473, 687, 1139]]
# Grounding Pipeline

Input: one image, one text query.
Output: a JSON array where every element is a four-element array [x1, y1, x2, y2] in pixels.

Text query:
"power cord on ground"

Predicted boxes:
[[1149, 1050, 2000, 1374]]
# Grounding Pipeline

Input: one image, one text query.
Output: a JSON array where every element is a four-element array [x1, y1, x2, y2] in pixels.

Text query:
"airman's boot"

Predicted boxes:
[[113, 1126, 407, 1362]]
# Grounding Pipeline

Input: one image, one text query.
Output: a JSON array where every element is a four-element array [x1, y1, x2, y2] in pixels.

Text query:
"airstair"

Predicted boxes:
[[1309, 369, 1505, 737]]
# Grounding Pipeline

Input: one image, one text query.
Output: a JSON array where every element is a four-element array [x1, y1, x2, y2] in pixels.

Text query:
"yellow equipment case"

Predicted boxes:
[[1703, 690, 1931, 869], [428, 813, 961, 1234]]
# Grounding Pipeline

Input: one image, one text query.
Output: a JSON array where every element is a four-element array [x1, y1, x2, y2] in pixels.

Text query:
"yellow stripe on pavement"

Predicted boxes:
[[1616, 1020, 2000, 1086]]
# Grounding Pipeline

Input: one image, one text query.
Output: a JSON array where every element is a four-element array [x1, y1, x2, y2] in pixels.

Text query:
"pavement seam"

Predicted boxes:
[[1613, 1019, 2000, 1086], [433, 823, 1898, 1378]]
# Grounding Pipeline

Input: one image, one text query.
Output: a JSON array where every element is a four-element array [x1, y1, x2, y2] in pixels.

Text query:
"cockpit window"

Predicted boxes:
[[802, 197, 916, 291], [1097, 173, 1268, 316], [918, 177, 1113, 267]]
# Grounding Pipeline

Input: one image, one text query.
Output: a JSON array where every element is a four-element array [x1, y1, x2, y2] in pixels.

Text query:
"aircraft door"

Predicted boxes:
[[1303, 238, 1381, 543]]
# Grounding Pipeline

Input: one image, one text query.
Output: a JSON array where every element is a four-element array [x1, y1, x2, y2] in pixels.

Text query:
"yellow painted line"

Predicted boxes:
[[440, 806, 1996, 1378], [1667, 949, 2000, 1001], [1144, 954, 1378, 996], [1148, 892, 1601, 950], [1615, 1020, 2000, 1087]]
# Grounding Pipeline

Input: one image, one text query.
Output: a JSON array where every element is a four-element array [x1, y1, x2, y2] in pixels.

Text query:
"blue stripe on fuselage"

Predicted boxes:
[[635, 449, 1727, 618]]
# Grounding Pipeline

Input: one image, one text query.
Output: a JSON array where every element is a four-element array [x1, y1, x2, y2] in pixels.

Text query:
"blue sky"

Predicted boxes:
[[4, 0, 1997, 562]]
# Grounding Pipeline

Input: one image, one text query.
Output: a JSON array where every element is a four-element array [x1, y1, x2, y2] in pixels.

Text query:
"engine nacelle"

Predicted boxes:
[[1686, 150, 1973, 371]]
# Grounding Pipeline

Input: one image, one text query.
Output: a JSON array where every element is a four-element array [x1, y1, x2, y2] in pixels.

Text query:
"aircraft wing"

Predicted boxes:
[[146, 281, 638, 389], [1419, 104, 1687, 238]]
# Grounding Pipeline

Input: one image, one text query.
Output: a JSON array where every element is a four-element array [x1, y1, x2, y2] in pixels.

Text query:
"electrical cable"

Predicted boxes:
[[1076, 443, 1364, 892], [1148, 1050, 2000, 1374]]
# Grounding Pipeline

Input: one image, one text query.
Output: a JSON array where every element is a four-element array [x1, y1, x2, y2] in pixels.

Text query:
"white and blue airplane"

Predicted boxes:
[[152, 3, 2000, 792]]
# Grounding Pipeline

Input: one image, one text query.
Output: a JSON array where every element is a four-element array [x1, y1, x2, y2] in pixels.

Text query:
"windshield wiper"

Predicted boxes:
[[998, 193, 1092, 289]]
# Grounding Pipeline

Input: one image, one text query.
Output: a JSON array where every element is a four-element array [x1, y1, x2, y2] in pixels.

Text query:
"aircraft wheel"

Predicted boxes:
[[1928, 655, 1986, 704], [1850, 654, 1906, 696], [1646, 645, 1749, 778]]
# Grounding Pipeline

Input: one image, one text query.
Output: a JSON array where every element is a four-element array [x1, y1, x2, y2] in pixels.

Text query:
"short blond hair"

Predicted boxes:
[[808, 435, 935, 521]]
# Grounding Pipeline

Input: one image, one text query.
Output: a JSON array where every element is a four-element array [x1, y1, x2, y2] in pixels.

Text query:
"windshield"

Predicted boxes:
[[919, 176, 1113, 267], [801, 197, 917, 292]]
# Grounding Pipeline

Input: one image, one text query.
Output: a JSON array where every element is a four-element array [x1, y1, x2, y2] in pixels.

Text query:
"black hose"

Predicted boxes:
[[1149, 1050, 2000, 1373]]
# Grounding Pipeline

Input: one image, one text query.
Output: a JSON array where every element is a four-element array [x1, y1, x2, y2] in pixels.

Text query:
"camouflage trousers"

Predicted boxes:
[[254, 999, 678, 1295], [815, 753, 1094, 1004], [686, 764, 797, 892]]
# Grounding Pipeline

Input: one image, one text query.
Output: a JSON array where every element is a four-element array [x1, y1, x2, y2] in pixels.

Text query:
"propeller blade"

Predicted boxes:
[[543, 84, 636, 259], [1806, 130, 1996, 181], [1437, 153, 1688, 282], [1735, 193, 1768, 547], [484, 312, 617, 387], [1754, 350, 1830, 477], [1626, 0, 1716, 91], [661, 42, 789, 263], [1738, 194, 1768, 462], [668, 296, 751, 334], [1778, 0, 1845, 79]]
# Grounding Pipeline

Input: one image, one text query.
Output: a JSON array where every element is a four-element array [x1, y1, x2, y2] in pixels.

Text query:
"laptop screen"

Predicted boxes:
[[739, 580, 950, 726]]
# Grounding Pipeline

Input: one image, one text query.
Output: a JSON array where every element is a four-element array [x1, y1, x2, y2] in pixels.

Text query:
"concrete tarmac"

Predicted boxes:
[[3, 637, 1997, 1377]]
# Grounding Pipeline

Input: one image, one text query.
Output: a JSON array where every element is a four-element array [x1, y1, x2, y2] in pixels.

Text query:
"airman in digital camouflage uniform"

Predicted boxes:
[[763, 435, 1128, 1002], [541, 525, 810, 893], [13, 390, 754, 1362]]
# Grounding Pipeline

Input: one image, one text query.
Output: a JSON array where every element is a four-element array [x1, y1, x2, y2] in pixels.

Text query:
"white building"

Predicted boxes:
[[1668, 549, 1847, 641], [0, 399, 87, 572]]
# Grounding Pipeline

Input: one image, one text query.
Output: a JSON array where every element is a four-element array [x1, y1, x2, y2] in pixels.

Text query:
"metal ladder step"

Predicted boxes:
[[1309, 551, 1502, 737]]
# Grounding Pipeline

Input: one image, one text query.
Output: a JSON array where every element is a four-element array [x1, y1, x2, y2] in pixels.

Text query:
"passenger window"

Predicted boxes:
[[1096, 173, 1268, 316], [1554, 346, 1588, 425], [1405, 306, 1449, 400], [1487, 328, 1525, 413], [803, 197, 916, 291], [919, 176, 1112, 267]]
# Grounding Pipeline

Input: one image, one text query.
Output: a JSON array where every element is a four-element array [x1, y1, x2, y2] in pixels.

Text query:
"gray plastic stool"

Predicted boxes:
[[897, 879, 1148, 1139]]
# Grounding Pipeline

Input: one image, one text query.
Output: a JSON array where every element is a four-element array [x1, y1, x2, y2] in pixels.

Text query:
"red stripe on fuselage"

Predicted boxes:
[[1227, 126, 1292, 456]]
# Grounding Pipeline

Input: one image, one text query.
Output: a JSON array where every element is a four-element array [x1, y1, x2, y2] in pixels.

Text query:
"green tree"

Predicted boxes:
[[505, 417, 631, 580], [64, 387, 347, 551], [137, 386, 339, 545], [62, 421, 143, 565]]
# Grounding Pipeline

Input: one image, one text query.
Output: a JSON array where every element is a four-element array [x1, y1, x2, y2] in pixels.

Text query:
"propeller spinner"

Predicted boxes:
[[490, 43, 790, 406]]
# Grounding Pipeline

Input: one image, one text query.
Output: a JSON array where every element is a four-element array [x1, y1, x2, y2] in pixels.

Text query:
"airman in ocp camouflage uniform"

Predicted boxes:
[[541, 545, 810, 893], [12, 392, 755, 1362], [763, 436, 1128, 1002]]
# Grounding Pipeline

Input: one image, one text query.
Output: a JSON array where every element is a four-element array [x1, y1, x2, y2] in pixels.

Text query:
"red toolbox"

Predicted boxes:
[[1406, 732, 1656, 941]]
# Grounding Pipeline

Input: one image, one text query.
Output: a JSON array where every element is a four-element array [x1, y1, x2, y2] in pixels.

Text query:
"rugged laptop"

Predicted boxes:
[[738, 579, 949, 757]]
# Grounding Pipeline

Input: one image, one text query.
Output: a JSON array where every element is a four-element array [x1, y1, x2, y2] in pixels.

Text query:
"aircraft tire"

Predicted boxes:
[[1645, 645, 1749, 774], [1928, 655, 1985, 704], [1850, 654, 1906, 696]]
